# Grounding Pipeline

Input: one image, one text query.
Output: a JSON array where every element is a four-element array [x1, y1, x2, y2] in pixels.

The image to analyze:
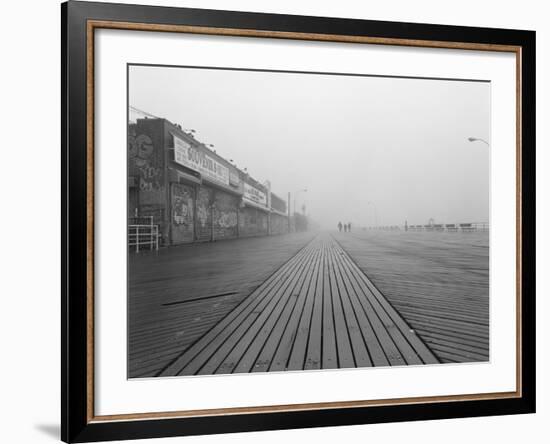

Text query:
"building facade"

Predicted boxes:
[[128, 118, 289, 246]]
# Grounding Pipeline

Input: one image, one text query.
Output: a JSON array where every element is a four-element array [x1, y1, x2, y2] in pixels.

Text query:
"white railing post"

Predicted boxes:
[[129, 223, 159, 252]]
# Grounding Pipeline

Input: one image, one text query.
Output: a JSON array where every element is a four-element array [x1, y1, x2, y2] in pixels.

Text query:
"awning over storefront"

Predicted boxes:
[[204, 177, 243, 197], [168, 168, 201, 185]]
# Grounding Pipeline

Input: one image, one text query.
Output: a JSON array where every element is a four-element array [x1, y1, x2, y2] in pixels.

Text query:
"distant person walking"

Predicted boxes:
[[338, 221, 343, 232], [344, 223, 348, 233], [348, 222, 352, 232]]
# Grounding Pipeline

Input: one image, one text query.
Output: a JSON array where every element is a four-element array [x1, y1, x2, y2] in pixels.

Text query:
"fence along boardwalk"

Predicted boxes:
[[160, 233, 438, 376]]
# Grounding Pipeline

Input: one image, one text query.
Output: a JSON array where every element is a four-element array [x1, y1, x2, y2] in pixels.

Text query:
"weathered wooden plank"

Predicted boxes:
[[321, 240, 338, 369], [280, 246, 322, 371], [201, 244, 317, 375], [156, 232, 447, 376], [159, 240, 316, 376], [224, 245, 318, 374], [250, 247, 322, 372], [334, 249, 405, 366], [395, 308, 489, 330], [326, 242, 356, 368], [333, 230, 489, 364], [413, 328, 489, 350], [130, 233, 316, 377], [129, 303, 238, 344], [424, 341, 488, 361], [330, 245, 373, 368], [302, 241, 325, 371], [335, 243, 438, 365], [395, 312, 489, 337], [263, 247, 322, 372]]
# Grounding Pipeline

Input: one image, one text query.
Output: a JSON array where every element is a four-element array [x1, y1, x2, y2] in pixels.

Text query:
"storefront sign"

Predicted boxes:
[[270, 192, 287, 214], [244, 182, 267, 206], [173, 135, 229, 186]]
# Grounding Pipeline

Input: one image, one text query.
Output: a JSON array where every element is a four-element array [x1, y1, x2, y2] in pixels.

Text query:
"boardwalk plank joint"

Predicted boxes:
[[159, 233, 439, 377]]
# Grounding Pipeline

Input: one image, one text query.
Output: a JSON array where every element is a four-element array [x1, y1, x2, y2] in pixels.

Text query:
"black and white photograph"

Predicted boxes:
[[0, 0, 542, 442], [128, 64, 490, 378]]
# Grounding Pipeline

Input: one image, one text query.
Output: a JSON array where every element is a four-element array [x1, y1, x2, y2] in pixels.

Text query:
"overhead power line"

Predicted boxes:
[[129, 105, 161, 120]]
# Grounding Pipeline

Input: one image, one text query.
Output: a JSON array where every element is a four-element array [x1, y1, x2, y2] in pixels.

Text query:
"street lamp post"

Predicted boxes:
[[366, 201, 378, 228], [290, 189, 307, 233], [293, 189, 308, 215]]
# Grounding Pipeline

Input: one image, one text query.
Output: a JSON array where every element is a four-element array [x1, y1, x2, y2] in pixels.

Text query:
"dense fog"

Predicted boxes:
[[130, 65, 490, 229]]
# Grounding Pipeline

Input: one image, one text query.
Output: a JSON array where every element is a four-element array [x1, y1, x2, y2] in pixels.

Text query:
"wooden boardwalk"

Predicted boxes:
[[334, 231, 489, 363], [128, 233, 315, 378], [160, 234, 438, 376]]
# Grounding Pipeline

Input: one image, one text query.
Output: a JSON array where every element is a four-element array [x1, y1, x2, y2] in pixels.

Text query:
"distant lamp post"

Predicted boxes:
[[366, 201, 379, 228], [293, 188, 308, 215], [468, 137, 490, 147]]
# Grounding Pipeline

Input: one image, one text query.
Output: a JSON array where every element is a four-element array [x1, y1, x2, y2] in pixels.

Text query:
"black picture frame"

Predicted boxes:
[[62, 1, 536, 442]]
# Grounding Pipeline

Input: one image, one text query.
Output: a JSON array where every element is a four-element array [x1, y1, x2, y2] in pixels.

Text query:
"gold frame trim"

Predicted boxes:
[[86, 19, 523, 424]]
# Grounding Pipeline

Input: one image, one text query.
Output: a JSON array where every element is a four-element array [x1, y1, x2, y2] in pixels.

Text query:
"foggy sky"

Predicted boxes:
[[129, 65, 490, 229]]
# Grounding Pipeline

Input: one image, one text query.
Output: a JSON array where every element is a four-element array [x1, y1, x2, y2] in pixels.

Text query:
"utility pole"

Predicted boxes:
[[287, 192, 291, 233]]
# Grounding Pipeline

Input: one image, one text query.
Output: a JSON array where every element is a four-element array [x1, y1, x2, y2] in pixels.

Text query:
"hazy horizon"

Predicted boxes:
[[129, 65, 490, 229]]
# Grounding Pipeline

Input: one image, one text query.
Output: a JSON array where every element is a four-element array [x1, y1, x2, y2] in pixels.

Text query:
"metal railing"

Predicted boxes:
[[129, 216, 154, 226], [129, 216, 159, 252], [406, 222, 489, 233]]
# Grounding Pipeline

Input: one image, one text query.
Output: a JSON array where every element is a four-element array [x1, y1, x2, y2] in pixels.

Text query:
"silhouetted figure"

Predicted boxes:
[[338, 221, 343, 232], [348, 222, 352, 232], [405, 220, 408, 231]]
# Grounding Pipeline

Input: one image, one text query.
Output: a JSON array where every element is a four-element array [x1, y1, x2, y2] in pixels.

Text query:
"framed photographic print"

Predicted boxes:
[[61, 1, 536, 442]]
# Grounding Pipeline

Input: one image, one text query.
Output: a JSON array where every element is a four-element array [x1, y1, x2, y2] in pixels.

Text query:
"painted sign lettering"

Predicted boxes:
[[244, 182, 267, 206], [173, 135, 229, 186]]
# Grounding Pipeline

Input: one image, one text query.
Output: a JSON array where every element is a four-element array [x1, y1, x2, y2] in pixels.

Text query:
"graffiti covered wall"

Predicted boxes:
[[239, 206, 268, 238], [170, 183, 195, 244], [128, 120, 167, 240], [196, 186, 213, 242], [213, 191, 239, 240], [128, 119, 297, 248], [270, 213, 289, 235]]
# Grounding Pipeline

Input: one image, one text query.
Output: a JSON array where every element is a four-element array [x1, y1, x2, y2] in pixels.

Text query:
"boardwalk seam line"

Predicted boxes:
[[286, 246, 322, 371], [328, 241, 356, 368], [319, 242, 325, 369], [327, 245, 338, 368], [264, 246, 320, 372], [332, 235, 413, 365], [257, 245, 321, 373], [332, 234, 438, 364], [231, 244, 318, 373], [302, 240, 324, 371], [336, 243, 417, 364], [155, 237, 317, 376], [331, 242, 373, 366], [201, 243, 315, 375], [334, 245, 391, 366]]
